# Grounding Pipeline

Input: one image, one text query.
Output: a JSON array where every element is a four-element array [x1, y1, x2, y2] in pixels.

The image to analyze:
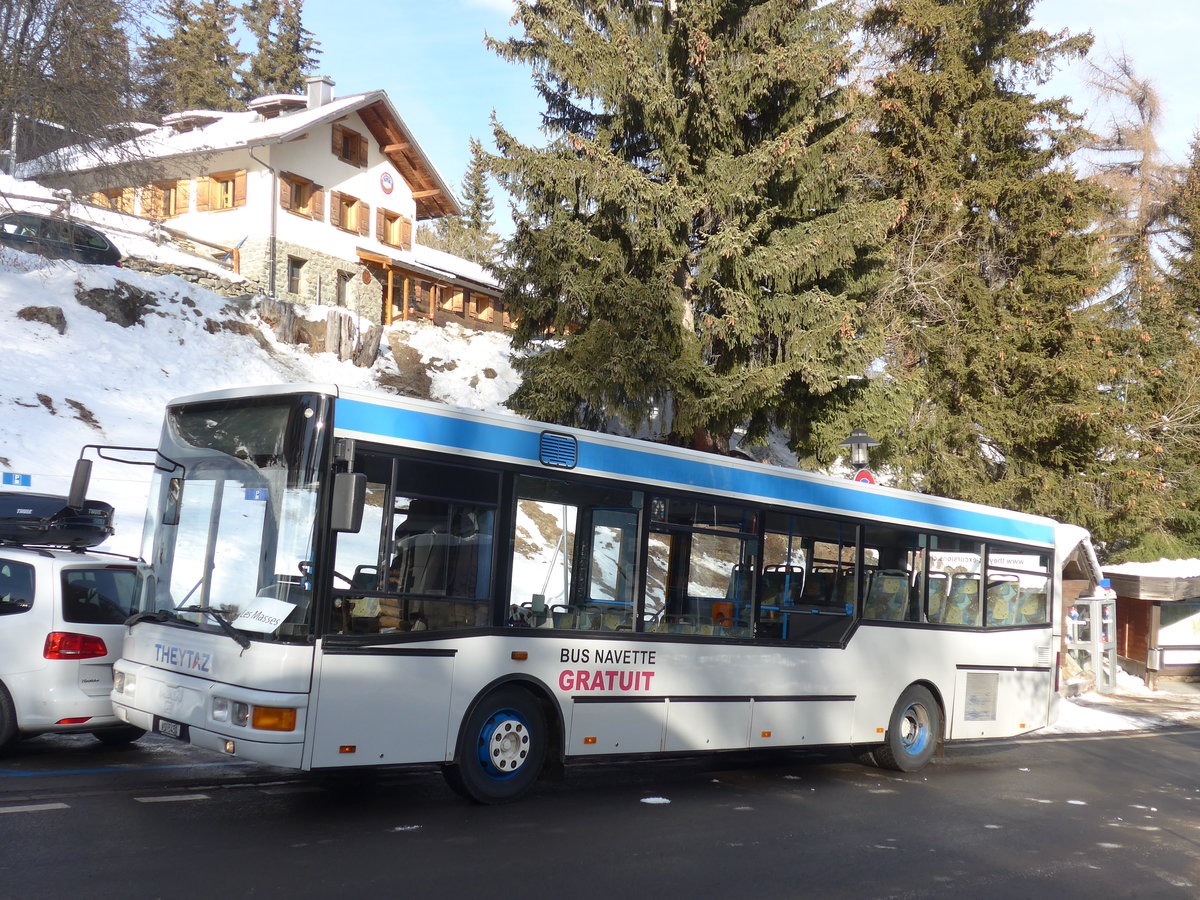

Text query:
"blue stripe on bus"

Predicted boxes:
[[335, 398, 1055, 546]]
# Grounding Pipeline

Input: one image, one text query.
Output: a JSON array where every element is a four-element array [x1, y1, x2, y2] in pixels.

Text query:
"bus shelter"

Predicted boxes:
[[1103, 561, 1200, 689]]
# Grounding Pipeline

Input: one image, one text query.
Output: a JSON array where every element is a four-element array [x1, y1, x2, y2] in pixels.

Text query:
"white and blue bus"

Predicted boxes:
[[109, 384, 1107, 802]]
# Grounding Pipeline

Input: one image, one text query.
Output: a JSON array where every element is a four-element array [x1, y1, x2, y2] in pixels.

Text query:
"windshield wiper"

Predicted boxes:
[[176, 605, 251, 650], [124, 609, 196, 628]]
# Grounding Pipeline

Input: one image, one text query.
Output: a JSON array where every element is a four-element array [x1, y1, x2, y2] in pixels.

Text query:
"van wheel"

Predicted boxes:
[[0, 686, 16, 752], [92, 726, 146, 746], [443, 687, 547, 804], [874, 685, 941, 772]]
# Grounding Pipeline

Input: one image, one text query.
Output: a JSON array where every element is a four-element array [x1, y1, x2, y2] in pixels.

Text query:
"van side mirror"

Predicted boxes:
[[67, 458, 93, 509], [331, 472, 366, 533]]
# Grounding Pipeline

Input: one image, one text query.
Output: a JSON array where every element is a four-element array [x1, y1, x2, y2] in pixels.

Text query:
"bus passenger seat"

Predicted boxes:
[[865, 571, 910, 620], [1016, 591, 1047, 625], [986, 577, 1021, 626], [944, 574, 982, 626]]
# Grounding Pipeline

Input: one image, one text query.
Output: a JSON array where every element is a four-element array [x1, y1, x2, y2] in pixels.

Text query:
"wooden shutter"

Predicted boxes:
[[278, 175, 293, 210], [143, 186, 161, 218], [310, 185, 324, 221], [331, 124, 342, 157], [233, 171, 247, 207], [329, 191, 343, 228], [376, 208, 386, 243], [357, 202, 370, 236], [400, 217, 412, 250], [196, 177, 212, 212], [356, 132, 368, 167]]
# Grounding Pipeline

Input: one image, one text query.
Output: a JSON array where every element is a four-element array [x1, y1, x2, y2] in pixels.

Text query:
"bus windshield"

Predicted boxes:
[[139, 393, 330, 643]]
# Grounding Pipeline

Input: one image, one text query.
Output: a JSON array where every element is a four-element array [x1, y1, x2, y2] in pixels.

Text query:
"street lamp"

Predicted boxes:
[[839, 428, 879, 471]]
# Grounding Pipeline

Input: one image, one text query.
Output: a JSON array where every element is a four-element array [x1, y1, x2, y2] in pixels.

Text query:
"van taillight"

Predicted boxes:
[[44, 632, 108, 660]]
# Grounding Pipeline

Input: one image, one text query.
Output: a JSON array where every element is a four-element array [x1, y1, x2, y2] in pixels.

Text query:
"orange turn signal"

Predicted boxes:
[[251, 706, 297, 731]]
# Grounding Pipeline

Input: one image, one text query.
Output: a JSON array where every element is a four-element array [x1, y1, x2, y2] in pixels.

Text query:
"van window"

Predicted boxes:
[[61, 567, 141, 624], [0, 560, 35, 615]]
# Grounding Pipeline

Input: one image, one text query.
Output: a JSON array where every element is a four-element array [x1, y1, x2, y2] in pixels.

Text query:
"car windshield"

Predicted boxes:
[[139, 393, 330, 643]]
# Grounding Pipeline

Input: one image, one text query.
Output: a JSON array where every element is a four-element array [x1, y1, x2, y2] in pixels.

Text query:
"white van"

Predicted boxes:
[[0, 493, 145, 751]]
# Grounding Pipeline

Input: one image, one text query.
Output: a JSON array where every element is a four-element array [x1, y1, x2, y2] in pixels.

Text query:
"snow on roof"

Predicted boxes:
[[22, 93, 380, 176], [410, 242, 497, 290], [1104, 558, 1200, 578], [19, 89, 460, 219]]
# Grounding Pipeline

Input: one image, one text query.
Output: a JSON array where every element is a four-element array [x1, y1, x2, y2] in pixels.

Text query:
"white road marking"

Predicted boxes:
[[0, 802, 69, 814], [134, 793, 210, 803]]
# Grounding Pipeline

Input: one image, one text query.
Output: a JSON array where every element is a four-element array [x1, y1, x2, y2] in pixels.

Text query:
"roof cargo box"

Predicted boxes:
[[0, 492, 115, 548]]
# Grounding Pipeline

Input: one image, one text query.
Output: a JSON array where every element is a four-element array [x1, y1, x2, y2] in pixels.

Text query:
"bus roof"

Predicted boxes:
[[168, 383, 1061, 549]]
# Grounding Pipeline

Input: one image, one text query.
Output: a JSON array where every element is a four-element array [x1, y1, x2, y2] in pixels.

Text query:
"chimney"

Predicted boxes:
[[306, 76, 334, 109]]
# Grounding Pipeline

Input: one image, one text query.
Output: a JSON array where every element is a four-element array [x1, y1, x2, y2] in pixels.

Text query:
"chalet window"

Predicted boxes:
[[474, 293, 495, 323], [91, 188, 135, 213], [332, 123, 369, 167], [280, 172, 325, 221], [330, 191, 369, 236], [335, 270, 353, 306], [145, 180, 188, 218], [376, 208, 413, 250], [197, 170, 247, 212], [287, 256, 304, 294]]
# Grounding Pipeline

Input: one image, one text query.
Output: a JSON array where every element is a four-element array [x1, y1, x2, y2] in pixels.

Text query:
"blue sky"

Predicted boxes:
[[301, 1, 1199, 228]]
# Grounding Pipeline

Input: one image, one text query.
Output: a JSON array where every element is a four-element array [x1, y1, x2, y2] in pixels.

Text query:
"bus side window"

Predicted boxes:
[[509, 475, 641, 632], [924, 535, 984, 626], [645, 499, 756, 638], [331, 452, 499, 635], [761, 512, 857, 644], [986, 543, 1050, 628]]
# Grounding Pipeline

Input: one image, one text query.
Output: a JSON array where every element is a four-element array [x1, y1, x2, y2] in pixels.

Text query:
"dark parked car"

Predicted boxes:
[[0, 212, 122, 266]]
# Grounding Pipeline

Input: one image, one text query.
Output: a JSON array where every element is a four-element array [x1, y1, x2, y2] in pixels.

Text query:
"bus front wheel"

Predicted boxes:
[[874, 684, 941, 772], [443, 687, 548, 804]]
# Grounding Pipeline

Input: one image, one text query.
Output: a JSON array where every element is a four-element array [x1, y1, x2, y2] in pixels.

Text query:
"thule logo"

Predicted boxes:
[[17, 508, 33, 515]]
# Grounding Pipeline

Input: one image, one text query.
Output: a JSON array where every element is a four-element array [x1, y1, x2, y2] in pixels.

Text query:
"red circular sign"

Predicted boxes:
[[854, 469, 876, 484]]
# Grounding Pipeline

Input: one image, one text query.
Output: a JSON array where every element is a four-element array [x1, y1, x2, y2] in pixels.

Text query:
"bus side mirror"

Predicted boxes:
[[67, 458, 93, 509], [331, 472, 366, 533]]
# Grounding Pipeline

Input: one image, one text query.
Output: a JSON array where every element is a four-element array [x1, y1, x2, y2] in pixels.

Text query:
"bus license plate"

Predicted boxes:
[[154, 717, 189, 742]]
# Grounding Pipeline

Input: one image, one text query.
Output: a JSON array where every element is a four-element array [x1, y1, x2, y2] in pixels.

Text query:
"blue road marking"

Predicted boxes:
[[0, 759, 255, 779]]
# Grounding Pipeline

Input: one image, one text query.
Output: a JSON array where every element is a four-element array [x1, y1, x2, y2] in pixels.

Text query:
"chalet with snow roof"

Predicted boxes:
[[24, 77, 509, 331]]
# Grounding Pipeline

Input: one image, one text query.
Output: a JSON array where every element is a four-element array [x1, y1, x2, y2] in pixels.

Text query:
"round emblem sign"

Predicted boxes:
[[380, 172, 394, 194], [854, 469, 876, 485]]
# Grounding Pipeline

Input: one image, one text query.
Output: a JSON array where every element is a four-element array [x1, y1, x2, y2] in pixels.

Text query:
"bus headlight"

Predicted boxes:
[[211, 698, 294, 731], [233, 702, 250, 727]]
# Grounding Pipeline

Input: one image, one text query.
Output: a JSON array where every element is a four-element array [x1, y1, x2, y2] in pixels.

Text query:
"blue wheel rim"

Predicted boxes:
[[475, 707, 532, 781], [899, 702, 932, 757]]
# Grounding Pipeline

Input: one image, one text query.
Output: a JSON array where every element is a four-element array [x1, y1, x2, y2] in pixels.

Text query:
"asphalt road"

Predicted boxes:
[[2, 726, 1199, 899]]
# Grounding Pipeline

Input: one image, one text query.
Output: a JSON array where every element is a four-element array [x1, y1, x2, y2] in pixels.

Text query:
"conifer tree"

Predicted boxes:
[[489, 0, 900, 449], [140, 0, 245, 115], [240, 0, 321, 101], [864, 0, 1127, 539], [418, 138, 501, 266], [1114, 134, 1200, 558]]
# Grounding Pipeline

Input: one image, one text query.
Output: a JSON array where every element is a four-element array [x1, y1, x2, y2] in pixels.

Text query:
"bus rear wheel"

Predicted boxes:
[[443, 687, 547, 804], [874, 685, 941, 772]]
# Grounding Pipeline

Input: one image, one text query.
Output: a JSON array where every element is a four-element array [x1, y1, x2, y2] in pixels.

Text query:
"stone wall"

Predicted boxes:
[[120, 257, 266, 301], [239, 236, 384, 323]]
